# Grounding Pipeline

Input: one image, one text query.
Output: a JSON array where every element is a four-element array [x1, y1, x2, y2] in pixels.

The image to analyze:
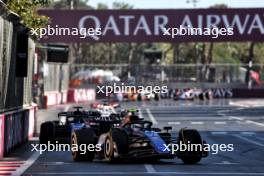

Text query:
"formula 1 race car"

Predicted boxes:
[[173, 88, 213, 101], [39, 106, 121, 144], [95, 104, 118, 117], [71, 113, 208, 164], [91, 100, 120, 109]]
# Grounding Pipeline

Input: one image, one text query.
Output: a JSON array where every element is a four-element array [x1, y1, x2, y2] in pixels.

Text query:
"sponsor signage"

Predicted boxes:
[[67, 89, 96, 103], [38, 8, 264, 43]]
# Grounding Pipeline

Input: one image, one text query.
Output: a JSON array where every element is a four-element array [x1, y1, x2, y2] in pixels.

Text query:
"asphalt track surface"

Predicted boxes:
[[4, 99, 264, 176]]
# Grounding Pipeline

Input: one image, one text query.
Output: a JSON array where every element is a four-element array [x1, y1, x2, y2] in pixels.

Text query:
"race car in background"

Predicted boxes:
[[91, 101, 120, 109], [71, 111, 208, 164], [39, 106, 121, 144], [95, 104, 117, 117], [171, 88, 213, 101], [122, 92, 159, 101]]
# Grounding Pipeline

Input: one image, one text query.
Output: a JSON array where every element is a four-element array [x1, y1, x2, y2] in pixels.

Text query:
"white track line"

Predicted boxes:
[[233, 134, 264, 147], [144, 164, 156, 173], [214, 161, 238, 165], [138, 109, 144, 119], [146, 108, 158, 125], [240, 132, 256, 135], [255, 136, 264, 141], [12, 152, 40, 176], [190, 121, 204, 125], [229, 116, 244, 121], [245, 120, 264, 127], [211, 132, 228, 135], [168, 122, 181, 125], [214, 121, 227, 125], [229, 115, 264, 127], [229, 102, 250, 108], [158, 117, 228, 120], [14, 104, 70, 175]]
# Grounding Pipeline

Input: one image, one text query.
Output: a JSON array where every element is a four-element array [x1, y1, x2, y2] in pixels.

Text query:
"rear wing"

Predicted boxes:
[[57, 110, 100, 118]]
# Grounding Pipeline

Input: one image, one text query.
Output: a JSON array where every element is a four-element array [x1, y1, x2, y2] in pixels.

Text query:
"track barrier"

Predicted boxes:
[[43, 89, 96, 108], [67, 89, 96, 103], [0, 105, 37, 159]]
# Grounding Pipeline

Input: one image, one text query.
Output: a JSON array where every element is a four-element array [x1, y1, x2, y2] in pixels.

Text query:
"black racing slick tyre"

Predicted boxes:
[[198, 93, 205, 101], [137, 94, 142, 101], [39, 122, 55, 144], [111, 128, 129, 155], [71, 128, 96, 161], [154, 93, 160, 101], [178, 129, 203, 164], [205, 90, 213, 100], [104, 128, 128, 162]]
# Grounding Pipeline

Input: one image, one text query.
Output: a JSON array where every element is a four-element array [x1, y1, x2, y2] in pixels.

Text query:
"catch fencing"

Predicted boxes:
[[0, 14, 36, 112], [70, 63, 264, 89], [43, 63, 69, 92]]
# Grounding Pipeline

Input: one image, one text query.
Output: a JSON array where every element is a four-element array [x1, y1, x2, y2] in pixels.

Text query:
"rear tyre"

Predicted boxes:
[[178, 129, 203, 164], [39, 122, 55, 144], [104, 128, 128, 162], [137, 94, 142, 101], [205, 90, 213, 100], [154, 93, 160, 101], [71, 128, 96, 161], [198, 93, 205, 101]]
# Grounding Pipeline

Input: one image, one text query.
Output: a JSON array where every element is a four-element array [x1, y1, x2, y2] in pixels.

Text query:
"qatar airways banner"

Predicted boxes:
[[38, 8, 264, 43]]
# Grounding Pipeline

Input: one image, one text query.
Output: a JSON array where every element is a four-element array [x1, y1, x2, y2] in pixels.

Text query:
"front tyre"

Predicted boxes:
[[178, 129, 203, 164], [104, 128, 128, 162]]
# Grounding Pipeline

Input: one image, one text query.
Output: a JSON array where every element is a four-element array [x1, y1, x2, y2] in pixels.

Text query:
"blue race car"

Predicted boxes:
[[71, 112, 208, 164], [39, 106, 121, 144]]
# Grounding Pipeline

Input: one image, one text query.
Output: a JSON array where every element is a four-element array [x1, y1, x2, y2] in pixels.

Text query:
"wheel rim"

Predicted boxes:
[[105, 138, 110, 156], [104, 137, 112, 159], [72, 136, 77, 159]]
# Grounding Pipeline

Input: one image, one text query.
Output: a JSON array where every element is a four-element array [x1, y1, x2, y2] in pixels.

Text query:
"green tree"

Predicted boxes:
[[7, 0, 49, 28], [97, 3, 108, 9], [112, 2, 133, 9]]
